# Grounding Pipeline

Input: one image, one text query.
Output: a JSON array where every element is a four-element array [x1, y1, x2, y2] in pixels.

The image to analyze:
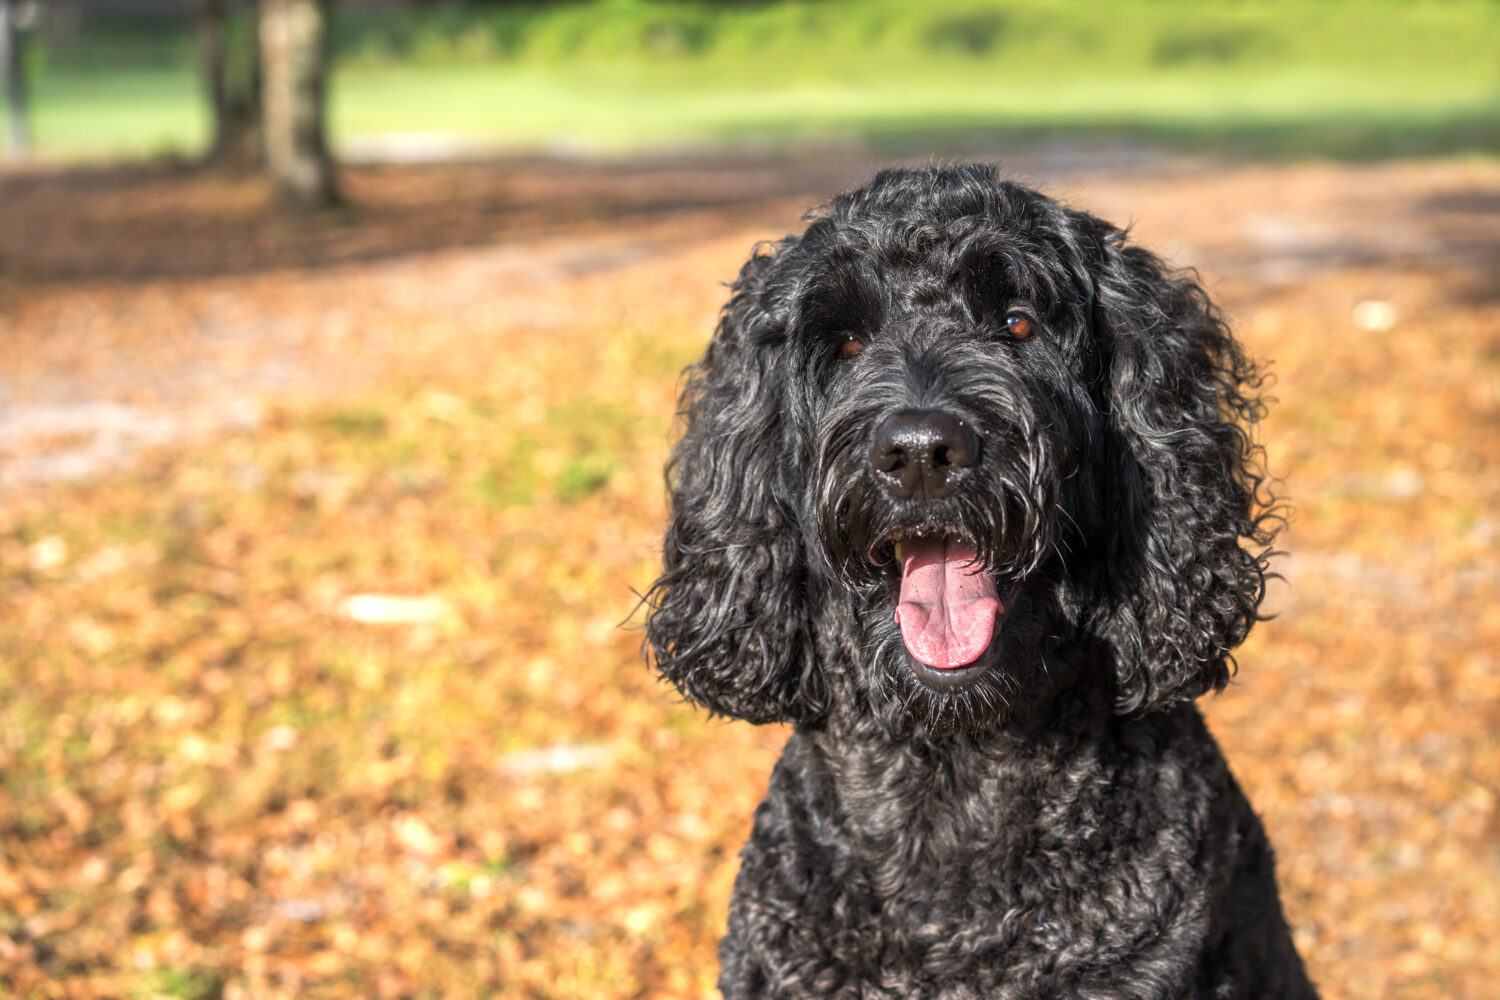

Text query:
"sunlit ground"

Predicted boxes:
[[1, 152, 1498, 997]]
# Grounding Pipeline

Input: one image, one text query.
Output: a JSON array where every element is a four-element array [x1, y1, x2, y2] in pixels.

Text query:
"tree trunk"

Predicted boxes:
[[1, 0, 29, 157], [198, 0, 262, 165], [259, 0, 337, 208]]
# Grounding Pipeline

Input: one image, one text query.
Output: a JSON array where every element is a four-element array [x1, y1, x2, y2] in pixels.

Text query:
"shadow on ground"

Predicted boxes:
[[0, 155, 859, 282], [5, 108, 1498, 282]]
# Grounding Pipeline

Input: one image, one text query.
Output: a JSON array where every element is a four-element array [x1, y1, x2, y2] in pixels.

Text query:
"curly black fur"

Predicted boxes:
[[645, 165, 1315, 999]]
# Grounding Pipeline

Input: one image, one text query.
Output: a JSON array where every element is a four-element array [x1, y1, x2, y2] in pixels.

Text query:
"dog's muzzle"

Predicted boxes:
[[862, 408, 1009, 691]]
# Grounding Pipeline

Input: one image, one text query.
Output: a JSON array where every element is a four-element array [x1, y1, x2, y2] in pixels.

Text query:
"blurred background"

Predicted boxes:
[[1, 1, 1498, 997]]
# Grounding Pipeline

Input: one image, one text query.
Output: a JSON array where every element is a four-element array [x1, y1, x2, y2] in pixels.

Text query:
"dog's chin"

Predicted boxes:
[[888, 641, 1017, 739]]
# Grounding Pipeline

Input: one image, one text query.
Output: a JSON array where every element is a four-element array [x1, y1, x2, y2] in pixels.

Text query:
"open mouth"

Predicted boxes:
[[872, 529, 1017, 692]]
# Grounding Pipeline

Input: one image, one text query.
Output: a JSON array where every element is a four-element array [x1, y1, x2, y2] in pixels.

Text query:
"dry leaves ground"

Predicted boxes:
[[0, 151, 1497, 998]]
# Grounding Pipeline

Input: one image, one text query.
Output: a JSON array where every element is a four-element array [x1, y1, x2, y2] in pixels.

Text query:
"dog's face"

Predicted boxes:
[[798, 196, 1094, 732], [647, 166, 1276, 737]]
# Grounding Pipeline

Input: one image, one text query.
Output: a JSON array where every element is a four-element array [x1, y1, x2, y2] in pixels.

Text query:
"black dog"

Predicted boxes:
[[646, 165, 1317, 999]]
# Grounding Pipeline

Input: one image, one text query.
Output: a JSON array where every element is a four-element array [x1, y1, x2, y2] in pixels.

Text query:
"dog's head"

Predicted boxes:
[[646, 165, 1277, 735]]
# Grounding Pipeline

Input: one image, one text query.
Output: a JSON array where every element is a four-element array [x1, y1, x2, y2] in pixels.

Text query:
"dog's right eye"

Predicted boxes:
[[836, 334, 866, 360]]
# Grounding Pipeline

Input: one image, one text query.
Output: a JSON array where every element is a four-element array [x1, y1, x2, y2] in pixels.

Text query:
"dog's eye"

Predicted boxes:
[[1004, 314, 1034, 341], [836, 334, 866, 360]]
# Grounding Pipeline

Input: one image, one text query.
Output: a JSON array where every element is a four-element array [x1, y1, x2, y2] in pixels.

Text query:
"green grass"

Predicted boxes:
[[29, 68, 210, 160], [325, 63, 1500, 151], [20, 0, 1500, 162]]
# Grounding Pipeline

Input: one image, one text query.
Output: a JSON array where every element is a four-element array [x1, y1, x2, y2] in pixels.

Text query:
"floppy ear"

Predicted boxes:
[[1085, 223, 1279, 714], [644, 251, 826, 725]]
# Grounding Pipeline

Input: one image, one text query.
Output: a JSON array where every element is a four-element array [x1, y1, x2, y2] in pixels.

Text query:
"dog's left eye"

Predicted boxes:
[[1004, 314, 1035, 341], [836, 334, 866, 360]]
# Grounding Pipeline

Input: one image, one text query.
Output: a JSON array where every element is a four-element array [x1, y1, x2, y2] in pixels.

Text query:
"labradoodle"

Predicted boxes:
[[646, 164, 1317, 999]]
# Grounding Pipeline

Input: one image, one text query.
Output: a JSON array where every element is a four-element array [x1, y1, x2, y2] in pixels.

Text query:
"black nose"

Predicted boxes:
[[869, 409, 979, 502]]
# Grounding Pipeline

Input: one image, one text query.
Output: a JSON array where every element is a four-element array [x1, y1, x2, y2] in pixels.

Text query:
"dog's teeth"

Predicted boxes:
[[894, 540, 904, 564]]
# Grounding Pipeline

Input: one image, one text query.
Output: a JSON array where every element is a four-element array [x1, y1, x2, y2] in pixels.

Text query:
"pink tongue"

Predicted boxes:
[[894, 537, 1000, 669]]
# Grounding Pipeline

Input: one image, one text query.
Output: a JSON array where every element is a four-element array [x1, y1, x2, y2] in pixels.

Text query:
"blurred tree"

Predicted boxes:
[[197, 0, 262, 166], [260, 0, 338, 208], [0, 0, 28, 157]]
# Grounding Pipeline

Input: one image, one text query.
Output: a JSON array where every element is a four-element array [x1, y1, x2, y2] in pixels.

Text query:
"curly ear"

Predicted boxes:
[[644, 252, 825, 725], [1086, 224, 1279, 715]]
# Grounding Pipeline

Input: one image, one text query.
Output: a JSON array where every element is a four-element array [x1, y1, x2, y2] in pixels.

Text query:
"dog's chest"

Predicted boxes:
[[721, 729, 1220, 997]]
